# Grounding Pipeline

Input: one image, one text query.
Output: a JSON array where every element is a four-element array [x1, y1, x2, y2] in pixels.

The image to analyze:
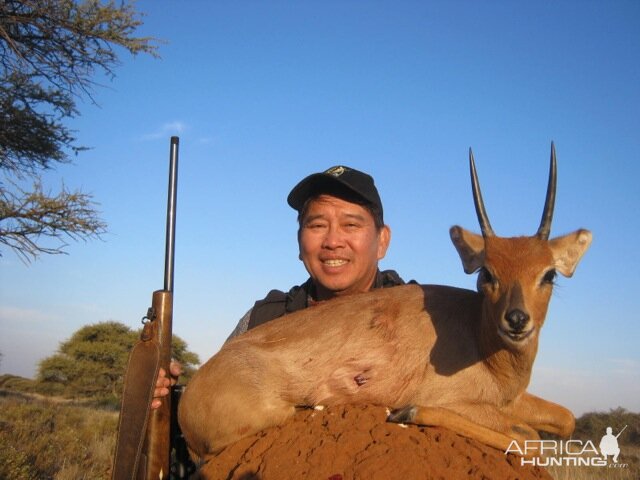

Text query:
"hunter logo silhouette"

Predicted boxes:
[[599, 425, 626, 463]]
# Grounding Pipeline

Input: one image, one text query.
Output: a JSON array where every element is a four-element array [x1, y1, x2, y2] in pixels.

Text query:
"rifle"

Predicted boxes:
[[112, 136, 180, 479], [616, 425, 628, 439]]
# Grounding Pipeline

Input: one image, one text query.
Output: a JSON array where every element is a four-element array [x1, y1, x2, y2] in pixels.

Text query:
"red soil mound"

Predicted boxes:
[[198, 404, 552, 480]]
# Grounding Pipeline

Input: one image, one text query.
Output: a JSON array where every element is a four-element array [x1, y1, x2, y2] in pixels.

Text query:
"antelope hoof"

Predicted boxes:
[[388, 405, 417, 424]]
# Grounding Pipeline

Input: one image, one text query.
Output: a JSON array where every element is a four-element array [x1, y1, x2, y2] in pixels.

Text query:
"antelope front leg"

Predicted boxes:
[[388, 404, 539, 453], [506, 391, 575, 438]]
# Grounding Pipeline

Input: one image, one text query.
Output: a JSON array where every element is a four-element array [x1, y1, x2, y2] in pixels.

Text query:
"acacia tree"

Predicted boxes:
[[37, 321, 200, 405], [0, 0, 158, 261]]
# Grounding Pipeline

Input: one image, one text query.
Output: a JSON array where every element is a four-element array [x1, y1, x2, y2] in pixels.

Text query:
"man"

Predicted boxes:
[[153, 165, 409, 407], [600, 426, 622, 463]]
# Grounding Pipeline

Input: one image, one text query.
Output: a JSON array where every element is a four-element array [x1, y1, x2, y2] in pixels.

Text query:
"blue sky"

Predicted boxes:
[[1, 1, 639, 416]]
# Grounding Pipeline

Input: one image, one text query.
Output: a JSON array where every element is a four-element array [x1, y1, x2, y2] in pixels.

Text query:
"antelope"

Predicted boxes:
[[178, 143, 592, 462]]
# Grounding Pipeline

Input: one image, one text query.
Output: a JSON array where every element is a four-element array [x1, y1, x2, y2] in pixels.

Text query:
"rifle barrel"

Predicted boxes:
[[164, 136, 179, 292], [615, 425, 628, 439]]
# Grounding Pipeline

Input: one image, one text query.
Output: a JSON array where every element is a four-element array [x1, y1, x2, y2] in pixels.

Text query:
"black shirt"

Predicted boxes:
[[247, 269, 411, 330]]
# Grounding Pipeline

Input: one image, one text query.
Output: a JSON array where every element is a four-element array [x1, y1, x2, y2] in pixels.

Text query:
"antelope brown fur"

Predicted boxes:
[[178, 144, 592, 461]]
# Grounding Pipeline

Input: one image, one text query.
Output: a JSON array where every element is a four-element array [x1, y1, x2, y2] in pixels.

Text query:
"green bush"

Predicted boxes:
[[35, 321, 200, 404], [0, 374, 37, 392]]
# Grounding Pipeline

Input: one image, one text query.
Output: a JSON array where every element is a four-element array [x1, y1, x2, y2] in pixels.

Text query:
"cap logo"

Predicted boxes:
[[325, 166, 346, 177]]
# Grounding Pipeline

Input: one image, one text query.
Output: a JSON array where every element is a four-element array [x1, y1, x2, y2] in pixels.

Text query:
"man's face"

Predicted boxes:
[[298, 194, 390, 300]]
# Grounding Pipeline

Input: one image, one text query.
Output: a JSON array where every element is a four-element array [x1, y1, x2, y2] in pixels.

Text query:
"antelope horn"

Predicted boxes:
[[469, 148, 495, 237], [536, 142, 557, 239]]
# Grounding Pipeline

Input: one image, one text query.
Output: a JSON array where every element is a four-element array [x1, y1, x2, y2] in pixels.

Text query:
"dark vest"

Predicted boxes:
[[247, 269, 411, 330]]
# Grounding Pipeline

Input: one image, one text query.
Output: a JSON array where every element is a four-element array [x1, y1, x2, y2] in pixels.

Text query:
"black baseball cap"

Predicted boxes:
[[287, 165, 383, 220]]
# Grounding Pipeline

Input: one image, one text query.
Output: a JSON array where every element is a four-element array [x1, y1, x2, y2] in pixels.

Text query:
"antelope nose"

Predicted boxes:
[[505, 309, 529, 331]]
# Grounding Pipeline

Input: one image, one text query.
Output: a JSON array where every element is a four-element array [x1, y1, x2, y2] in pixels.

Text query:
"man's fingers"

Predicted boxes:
[[150, 366, 175, 410], [169, 361, 182, 377], [156, 369, 171, 388], [154, 386, 170, 397], [156, 367, 166, 386]]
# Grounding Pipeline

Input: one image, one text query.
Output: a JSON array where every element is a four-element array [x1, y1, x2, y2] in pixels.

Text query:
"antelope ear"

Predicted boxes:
[[549, 229, 592, 277], [450, 226, 485, 274]]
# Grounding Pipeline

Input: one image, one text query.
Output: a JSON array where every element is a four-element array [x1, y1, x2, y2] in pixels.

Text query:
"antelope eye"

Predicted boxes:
[[542, 269, 557, 285], [479, 267, 495, 285]]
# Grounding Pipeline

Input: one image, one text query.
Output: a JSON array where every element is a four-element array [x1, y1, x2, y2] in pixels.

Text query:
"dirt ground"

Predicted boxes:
[[198, 404, 552, 480]]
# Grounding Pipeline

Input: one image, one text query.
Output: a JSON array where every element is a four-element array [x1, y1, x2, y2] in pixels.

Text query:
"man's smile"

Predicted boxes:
[[322, 258, 349, 267]]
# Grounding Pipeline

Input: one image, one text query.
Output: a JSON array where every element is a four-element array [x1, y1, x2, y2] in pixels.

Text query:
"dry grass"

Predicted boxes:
[[0, 391, 117, 480]]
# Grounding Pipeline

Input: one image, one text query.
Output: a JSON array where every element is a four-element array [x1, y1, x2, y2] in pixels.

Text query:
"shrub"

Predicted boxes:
[[0, 395, 117, 479]]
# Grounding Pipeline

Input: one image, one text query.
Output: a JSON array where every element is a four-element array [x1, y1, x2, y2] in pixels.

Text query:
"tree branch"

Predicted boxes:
[[0, 178, 107, 262]]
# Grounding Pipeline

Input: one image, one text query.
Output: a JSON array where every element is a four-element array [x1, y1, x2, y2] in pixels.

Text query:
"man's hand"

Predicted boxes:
[[151, 361, 182, 409]]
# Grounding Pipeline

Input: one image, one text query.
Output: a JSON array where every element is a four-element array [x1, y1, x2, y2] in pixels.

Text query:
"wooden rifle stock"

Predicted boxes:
[[139, 289, 173, 478], [112, 137, 179, 480]]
